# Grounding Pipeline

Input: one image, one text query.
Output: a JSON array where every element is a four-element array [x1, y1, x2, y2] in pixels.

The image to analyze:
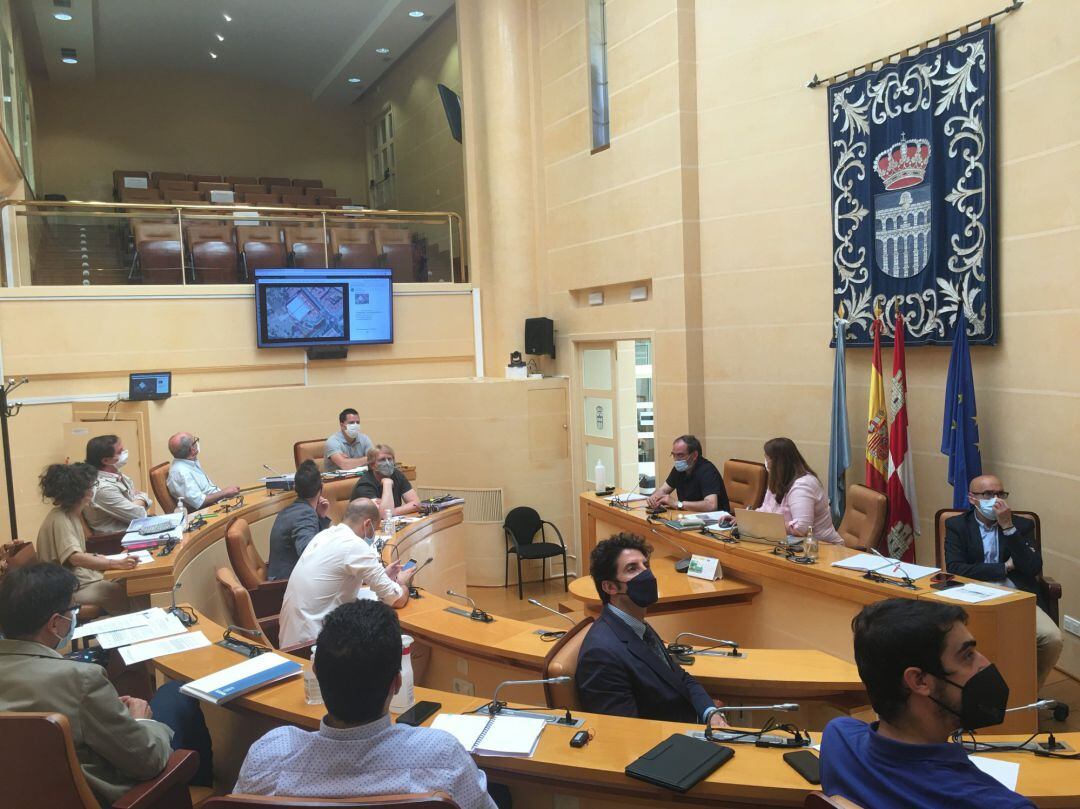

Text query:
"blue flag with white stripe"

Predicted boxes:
[[941, 311, 981, 508]]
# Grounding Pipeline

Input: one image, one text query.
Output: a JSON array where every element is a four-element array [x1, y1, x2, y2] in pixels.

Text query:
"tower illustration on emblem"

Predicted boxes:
[[872, 133, 931, 279]]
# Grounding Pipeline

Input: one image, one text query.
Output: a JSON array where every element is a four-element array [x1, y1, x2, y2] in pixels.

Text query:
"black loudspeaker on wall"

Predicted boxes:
[[525, 317, 555, 358]]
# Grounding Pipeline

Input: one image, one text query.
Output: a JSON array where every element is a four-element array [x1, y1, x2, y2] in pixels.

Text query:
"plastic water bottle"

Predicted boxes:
[[804, 525, 819, 562], [594, 459, 606, 493], [390, 634, 416, 713], [303, 645, 323, 705], [382, 508, 395, 538]]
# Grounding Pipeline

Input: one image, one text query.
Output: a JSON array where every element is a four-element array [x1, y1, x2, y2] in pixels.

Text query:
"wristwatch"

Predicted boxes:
[[676, 500, 684, 510]]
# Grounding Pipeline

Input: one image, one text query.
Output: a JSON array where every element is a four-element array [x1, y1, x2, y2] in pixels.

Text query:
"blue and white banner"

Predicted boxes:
[[828, 26, 997, 346]]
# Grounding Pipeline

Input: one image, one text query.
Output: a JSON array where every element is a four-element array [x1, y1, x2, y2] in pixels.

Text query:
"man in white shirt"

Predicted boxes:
[[165, 433, 240, 510], [83, 434, 154, 533], [324, 408, 374, 472], [236, 600, 498, 808], [278, 498, 416, 648]]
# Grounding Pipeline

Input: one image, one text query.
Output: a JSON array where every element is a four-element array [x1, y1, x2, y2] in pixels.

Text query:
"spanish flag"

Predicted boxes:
[[865, 315, 888, 493]]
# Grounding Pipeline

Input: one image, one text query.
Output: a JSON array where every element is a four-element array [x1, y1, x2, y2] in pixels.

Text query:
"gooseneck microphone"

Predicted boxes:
[[528, 598, 577, 626], [446, 590, 494, 623], [668, 631, 744, 659], [646, 528, 692, 573]]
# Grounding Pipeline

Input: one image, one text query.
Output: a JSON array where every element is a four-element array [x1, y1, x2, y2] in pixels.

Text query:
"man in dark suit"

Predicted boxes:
[[576, 533, 727, 726], [944, 473, 1063, 688]]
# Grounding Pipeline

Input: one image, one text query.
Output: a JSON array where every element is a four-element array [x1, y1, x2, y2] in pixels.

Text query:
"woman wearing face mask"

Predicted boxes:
[[83, 434, 154, 534], [757, 437, 843, 544], [35, 462, 134, 615], [348, 444, 422, 516]]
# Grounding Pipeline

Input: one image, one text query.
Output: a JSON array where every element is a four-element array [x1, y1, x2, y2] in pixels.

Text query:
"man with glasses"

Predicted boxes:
[[0, 563, 212, 803], [165, 431, 240, 510], [944, 473, 1063, 688], [645, 435, 730, 513]]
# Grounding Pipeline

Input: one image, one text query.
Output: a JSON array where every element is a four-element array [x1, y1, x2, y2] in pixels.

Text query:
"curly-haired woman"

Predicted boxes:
[[35, 462, 133, 615]]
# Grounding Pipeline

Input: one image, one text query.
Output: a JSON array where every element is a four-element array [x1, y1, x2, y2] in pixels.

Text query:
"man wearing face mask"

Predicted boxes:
[[165, 432, 241, 510], [944, 474, 1063, 688], [349, 444, 421, 516], [0, 563, 214, 804], [821, 598, 1033, 809], [645, 435, 730, 514], [83, 434, 154, 534], [325, 408, 374, 472], [278, 498, 418, 648], [575, 533, 728, 727]]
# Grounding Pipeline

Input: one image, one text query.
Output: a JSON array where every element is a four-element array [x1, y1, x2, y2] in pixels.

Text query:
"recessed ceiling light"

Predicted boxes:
[[222, 12, 232, 22], [53, 12, 73, 21], [375, 47, 390, 55], [408, 10, 425, 18], [215, 33, 225, 42], [347, 77, 363, 84], [209, 51, 218, 59], [60, 48, 78, 64]]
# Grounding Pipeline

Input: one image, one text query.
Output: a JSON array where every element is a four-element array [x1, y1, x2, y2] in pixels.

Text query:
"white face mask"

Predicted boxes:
[[977, 497, 998, 520], [114, 449, 129, 468], [54, 610, 77, 650], [344, 423, 361, 439]]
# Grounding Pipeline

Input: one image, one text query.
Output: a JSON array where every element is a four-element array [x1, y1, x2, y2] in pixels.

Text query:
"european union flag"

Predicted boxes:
[[941, 310, 981, 509]]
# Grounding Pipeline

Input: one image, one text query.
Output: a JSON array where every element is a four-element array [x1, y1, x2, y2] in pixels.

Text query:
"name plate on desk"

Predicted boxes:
[[687, 555, 721, 581]]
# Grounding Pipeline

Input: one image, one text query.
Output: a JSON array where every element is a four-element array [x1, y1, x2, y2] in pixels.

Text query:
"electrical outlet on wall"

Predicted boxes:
[[1064, 615, 1080, 638], [452, 678, 475, 696]]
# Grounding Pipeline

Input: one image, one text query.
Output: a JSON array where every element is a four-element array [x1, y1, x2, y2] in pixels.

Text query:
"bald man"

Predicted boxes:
[[278, 498, 417, 648], [944, 473, 1063, 688], [165, 432, 240, 511]]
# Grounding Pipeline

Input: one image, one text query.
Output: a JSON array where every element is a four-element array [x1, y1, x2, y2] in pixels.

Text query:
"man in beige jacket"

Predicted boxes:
[[0, 563, 210, 805]]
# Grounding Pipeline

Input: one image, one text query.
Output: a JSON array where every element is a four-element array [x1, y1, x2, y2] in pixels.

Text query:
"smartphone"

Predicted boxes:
[[930, 573, 955, 584], [931, 579, 963, 590], [783, 750, 821, 784], [396, 700, 441, 727], [402, 559, 418, 571]]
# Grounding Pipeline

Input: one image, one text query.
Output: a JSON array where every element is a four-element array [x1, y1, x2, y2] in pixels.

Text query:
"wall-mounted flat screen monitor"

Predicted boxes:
[[129, 371, 172, 400], [254, 268, 394, 348]]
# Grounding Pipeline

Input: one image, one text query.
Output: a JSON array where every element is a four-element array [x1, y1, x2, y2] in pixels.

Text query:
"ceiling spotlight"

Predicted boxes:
[[209, 51, 218, 59], [408, 10, 425, 18], [60, 47, 78, 64], [375, 47, 390, 54], [215, 33, 225, 42], [347, 77, 363, 84], [53, 12, 73, 21], [222, 12, 232, 22]]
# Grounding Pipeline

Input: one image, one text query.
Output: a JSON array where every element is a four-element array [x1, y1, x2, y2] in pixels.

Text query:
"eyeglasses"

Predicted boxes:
[[970, 490, 1008, 499], [58, 605, 80, 619]]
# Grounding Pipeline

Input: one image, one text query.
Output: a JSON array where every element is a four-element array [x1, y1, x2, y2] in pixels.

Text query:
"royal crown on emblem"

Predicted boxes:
[[873, 133, 931, 191]]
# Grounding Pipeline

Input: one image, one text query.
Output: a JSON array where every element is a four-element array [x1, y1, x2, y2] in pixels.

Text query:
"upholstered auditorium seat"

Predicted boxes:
[[723, 459, 768, 510], [318, 197, 351, 209], [337, 242, 379, 267], [120, 187, 163, 203], [292, 178, 323, 188], [285, 226, 327, 268], [281, 193, 313, 208], [259, 176, 290, 187], [166, 190, 205, 203], [305, 187, 336, 200], [112, 169, 149, 199], [159, 179, 196, 195], [189, 174, 222, 185], [241, 193, 281, 206], [836, 484, 887, 551], [235, 183, 268, 199], [270, 184, 294, 197], [191, 240, 239, 283], [150, 171, 187, 187], [133, 222, 183, 283], [239, 227, 287, 277], [197, 181, 232, 195], [225, 175, 259, 186]]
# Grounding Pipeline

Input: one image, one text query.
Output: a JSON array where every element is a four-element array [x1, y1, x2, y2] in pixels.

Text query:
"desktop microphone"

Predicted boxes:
[[1005, 699, 1057, 713], [607, 482, 642, 510], [713, 703, 799, 714], [646, 528, 692, 573], [868, 547, 916, 586], [262, 464, 284, 475], [527, 598, 577, 626], [668, 631, 744, 660], [165, 582, 196, 626], [446, 590, 494, 622], [485, 677, 572, 715]]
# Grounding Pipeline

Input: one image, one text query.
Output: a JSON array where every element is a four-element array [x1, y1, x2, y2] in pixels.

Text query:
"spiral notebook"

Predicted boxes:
[[430, 714, 546, 758]]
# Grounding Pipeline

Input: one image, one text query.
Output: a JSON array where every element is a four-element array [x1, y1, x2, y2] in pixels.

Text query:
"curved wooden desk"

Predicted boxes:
[[152, 612, 1080, 809], [580, 492, 1039, 733]]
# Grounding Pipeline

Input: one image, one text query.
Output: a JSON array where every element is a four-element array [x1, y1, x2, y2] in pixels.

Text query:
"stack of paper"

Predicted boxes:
[[118, 631, 211, 666], [933, 583, 1012, 604], [72, 611, 151, 641], [95, 608, 188, 649], [605, 492, 648, 504], [431, 714, 546, 758], [179, 653, 302, 705], [832, 553, 940, 580], [104, 550, 154, 565]]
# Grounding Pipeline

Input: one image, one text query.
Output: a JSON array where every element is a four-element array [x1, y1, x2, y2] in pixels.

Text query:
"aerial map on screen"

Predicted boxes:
[[265, 285, 345, 340]]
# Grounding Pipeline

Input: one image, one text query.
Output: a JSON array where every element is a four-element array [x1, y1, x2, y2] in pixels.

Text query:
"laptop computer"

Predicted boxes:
[[732, 508, 800, 546]]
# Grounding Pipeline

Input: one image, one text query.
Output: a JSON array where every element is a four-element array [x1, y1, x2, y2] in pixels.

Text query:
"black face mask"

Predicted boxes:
[[615, 567, 658, 608], [930, 663, 1010, 730]]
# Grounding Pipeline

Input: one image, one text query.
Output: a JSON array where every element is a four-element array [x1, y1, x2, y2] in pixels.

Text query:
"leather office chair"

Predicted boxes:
[[503, 507, 568, 600], [804, 795, 863, 809], [215, 566, 280, 649], [723, 459, 768, 510], [0, 712, 200, 809], [79, 512, 126, 556], [201, 792, 458, 808], [836, 484, 887, 552], [935, 508, 1062, 624], [542, 617, 594, 710], [0, 540, 37, 580], [150, 462, 178, 514], [293, 439, 327, 470], [225, 517, 287, 618]]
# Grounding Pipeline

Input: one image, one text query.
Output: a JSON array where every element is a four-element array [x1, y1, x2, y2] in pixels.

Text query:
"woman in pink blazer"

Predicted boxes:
[[757, 437, 843, 544]]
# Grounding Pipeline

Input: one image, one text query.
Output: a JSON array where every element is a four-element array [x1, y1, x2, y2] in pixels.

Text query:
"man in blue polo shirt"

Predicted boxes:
[[821, 598, 1033, 809]]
